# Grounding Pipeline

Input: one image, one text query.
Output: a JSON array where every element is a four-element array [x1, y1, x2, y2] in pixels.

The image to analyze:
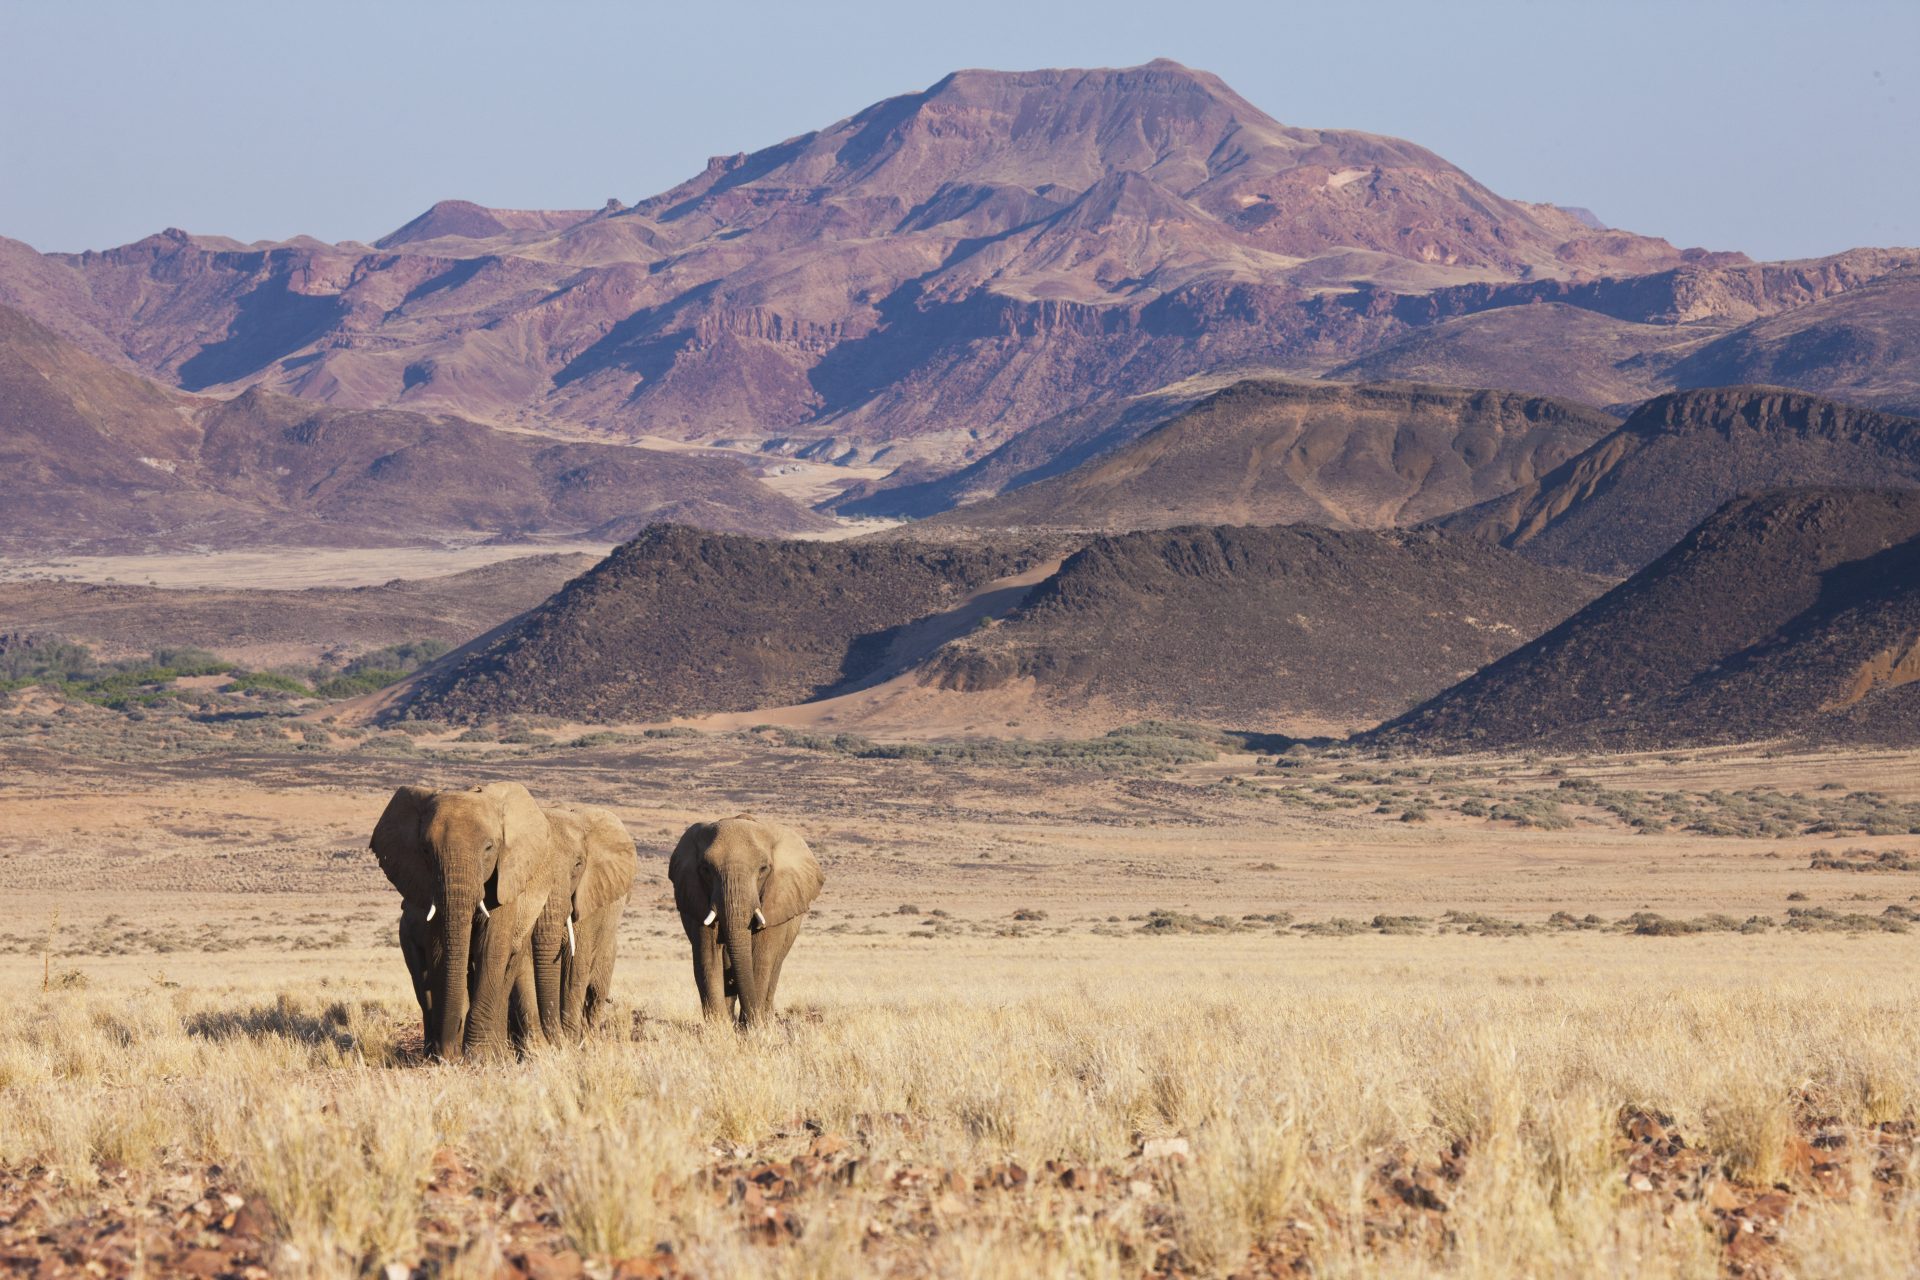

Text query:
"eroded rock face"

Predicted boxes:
[[0, 304, 829, 552]]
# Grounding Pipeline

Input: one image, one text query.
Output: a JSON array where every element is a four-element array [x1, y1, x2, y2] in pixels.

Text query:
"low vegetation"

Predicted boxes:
[[0, 634, 449, 712], [4, 958, 1919, 1277]]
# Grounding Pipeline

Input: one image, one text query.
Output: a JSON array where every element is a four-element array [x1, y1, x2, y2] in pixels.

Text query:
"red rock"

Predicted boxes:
[[516, 1247, 585, 1280], [174, 1247, 233, 1277]]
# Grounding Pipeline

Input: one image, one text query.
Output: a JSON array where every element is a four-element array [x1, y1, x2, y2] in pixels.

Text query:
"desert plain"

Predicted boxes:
[[3, 665, 1919, 1278]]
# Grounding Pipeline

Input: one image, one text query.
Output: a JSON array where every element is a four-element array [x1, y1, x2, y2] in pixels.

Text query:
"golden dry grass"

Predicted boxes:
[[4, 938, 1920, 1276]]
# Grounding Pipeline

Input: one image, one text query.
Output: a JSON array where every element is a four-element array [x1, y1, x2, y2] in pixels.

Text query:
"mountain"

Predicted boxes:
[[1327, 250, 1920, 415], [396, 526, 1040, 724], [1373, 489, 1920, 752], [1324, 304, 1696, 411], [0, 305, 827, 551], [908, 380, 1619, 533], [921, 524, 1601, 731], [1435, 387, 1920, 575], [0, 60, 1743, 483], [1665, 268, 1920, 414]]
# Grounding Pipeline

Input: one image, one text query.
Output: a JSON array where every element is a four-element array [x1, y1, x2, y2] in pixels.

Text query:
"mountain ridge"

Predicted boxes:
[[1435, 386, 1920, 574], [0, 59, 1759, 482]]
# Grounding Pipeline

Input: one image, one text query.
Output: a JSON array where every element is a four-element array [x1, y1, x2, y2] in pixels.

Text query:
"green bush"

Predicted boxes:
[[227, 671, 315, 697]]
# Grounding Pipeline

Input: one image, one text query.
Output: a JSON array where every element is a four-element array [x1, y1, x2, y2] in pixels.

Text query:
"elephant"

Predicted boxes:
[[549, 804, 638, 1038], [669, 814, 823, 1027], [370, 781, 566, 1060]]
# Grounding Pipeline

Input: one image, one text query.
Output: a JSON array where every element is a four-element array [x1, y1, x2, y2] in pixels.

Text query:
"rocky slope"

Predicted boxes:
[[1373, 489, 1920, 751], [0, 61, 1745, 480], [923, 524, 1601, 730], [397, 526, 1038, 724], [1665, 268, 1920, 415], [0, 306, 826, 551], [1435, 388, 1920, 574], [911, 380, 1618, 533]]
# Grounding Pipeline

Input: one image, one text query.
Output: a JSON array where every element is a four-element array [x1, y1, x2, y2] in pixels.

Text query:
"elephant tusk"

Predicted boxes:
[[702, 908, 717, 927], [425, 902, 436, 922], [567, 916, 577, 957], [752, 909, 766, 931], [477, 902, 490, 921]]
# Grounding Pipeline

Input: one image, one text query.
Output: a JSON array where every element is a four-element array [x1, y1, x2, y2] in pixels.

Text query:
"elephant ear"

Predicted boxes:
[[669, 822, 716, 919], [574, 808, 637, 920], [760, 824, 823, 929], [476, 781, 551, 904], [370, 786, 437, 906]]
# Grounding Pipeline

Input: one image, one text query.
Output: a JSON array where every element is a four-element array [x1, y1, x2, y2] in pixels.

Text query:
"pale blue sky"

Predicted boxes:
[[1, 0, 1912, 261]]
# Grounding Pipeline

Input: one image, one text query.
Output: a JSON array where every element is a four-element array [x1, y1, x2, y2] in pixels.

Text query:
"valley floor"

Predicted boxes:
[[3, 726, 1920, 1274]]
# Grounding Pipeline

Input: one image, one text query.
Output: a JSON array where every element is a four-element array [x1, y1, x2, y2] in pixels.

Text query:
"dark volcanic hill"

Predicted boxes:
[[0, 60, 1745, 482], [921, 524, 1602, 730], [1435, 388, 1920, 575], [0, 305, 826, 551], [911, 380, 1619, 534], [397, 527, 1037, 724], [1373, 489, 1920, 752]]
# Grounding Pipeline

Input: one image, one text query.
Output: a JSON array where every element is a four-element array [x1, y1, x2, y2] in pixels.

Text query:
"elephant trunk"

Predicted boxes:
[[435, 877, 477, 1062], [722, 884, 764, 1027], [534, 892, 568, 1042]]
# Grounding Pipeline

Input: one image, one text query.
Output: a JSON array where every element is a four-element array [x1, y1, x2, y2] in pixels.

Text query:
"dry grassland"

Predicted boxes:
[[4, 726, 1920, 1275]]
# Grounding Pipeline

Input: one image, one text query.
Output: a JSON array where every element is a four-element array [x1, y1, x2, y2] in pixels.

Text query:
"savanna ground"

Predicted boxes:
[[5, 695, 1920, 1277]]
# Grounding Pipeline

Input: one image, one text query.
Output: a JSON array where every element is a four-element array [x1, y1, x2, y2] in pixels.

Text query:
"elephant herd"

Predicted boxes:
[[369, 782, 824, 1060]]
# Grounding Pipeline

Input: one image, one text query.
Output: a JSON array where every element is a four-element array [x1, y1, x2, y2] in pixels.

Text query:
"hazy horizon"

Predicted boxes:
[[1, 0, 1914, 261]]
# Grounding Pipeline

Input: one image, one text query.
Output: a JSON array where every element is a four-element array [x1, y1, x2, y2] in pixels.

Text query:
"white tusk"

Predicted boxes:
[[425, 903, 436, 922], [477, 902, 490, 920], [752, 909, 766, 930], [702, 908, 717, 927], [566, 916, 576, 957]]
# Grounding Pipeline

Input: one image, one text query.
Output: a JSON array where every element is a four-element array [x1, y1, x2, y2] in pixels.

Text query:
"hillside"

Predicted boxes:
[[1666, 268, 1920, 415], [922, 524, 1602, 731], [396, 527, 1038, 724], [0, 306, 827, 551], [1373, 489, 1920, 751], [1324, 304, 1703, 411], [0, 60, 1740, 481], [913, 380, 1618, 533], [1436, 388, 1920, 574]]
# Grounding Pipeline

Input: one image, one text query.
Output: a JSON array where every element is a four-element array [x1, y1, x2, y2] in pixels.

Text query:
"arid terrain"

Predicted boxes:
[[5, 692, 1920, 1276], [5, 33, 1920, 1279]]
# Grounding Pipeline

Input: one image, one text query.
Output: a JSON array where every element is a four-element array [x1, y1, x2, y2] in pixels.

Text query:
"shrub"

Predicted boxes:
[[227, 672, 315, 697]]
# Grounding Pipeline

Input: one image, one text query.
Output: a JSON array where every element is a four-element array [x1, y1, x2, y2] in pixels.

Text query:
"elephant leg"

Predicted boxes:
[[509, 952, 544, 1051], [751, 917, 803, 1018], [399, 911, 438, 1048], [577, 910, 619, 1034], [466, 895, 544, 1060], [681, 910, 729, 1021]]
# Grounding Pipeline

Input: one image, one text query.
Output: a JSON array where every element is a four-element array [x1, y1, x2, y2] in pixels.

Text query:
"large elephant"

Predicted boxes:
[[669, 815, 823, 1027], [370, 782, 564, 1060], [549, 804, 638, 1038]]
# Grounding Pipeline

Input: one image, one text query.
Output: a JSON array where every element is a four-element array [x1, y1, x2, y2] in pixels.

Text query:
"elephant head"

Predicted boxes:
[[370, 781, 554, 1060], [669, 815, 822, 1027]]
